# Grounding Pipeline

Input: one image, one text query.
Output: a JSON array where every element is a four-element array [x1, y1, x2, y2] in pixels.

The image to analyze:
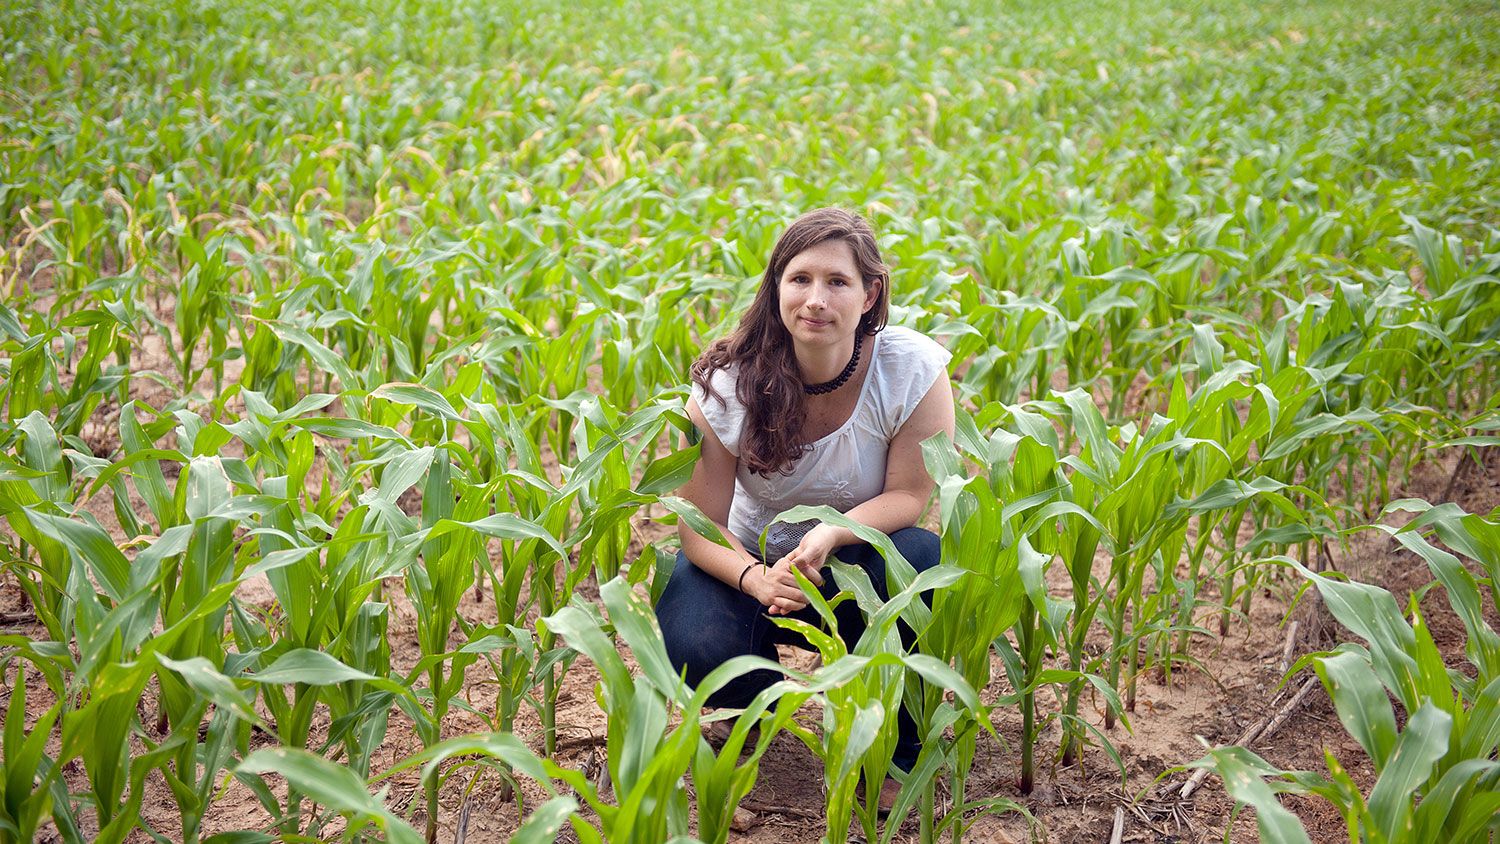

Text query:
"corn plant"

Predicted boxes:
[[0, 413, 80, 642], [920, 427, 1028, 817], [242, 733, 582, 844], [923, 411, 1118, 803], [11, 468, 274, 842], [1054, 383, 1221, 725], [0, 652, 65, 844], [763, 506, 1016, 844], [544, 576, 813, 844], [1189, 502, 1500, 843], [0, 302, 130, 439]]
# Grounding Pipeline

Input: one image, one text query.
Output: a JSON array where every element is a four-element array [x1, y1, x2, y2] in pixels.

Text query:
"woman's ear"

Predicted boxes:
[[863, 279, 882, 313]]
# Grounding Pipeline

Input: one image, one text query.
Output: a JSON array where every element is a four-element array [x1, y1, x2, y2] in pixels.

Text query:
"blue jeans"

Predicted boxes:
[[655, 526, 941, 772]]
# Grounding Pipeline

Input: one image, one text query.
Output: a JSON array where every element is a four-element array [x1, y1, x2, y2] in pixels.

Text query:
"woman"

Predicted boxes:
[[655, 207, 954, 808]]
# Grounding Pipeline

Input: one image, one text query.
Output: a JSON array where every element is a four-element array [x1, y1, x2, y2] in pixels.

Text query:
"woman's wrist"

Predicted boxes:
[[739, 561, 766, 603]]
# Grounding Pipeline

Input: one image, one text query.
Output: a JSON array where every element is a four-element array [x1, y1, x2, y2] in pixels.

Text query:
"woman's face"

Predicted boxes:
[[777, 238, 879, 348]]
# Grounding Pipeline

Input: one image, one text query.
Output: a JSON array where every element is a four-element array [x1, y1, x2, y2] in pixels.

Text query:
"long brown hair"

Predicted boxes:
[[691, 208, 891, 476]]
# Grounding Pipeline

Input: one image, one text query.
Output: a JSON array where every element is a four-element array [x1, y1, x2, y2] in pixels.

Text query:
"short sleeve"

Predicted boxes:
[[875, 327, 952, 437], [690, 365, 745, 457]]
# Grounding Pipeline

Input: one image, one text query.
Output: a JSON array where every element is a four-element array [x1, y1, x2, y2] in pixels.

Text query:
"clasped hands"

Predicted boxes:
[[745, 524, 839, 615]]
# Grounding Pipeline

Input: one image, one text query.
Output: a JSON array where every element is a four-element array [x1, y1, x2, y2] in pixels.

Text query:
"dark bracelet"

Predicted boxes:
[[737, 562, 755, 595]]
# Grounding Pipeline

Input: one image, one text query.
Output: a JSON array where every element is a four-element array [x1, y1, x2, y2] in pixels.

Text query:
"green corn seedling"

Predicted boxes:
[[1191, 502, 1500, 843]]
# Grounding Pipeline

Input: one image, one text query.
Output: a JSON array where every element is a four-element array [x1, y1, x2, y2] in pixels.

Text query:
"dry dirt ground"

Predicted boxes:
[[2, 313, 1495, 843]]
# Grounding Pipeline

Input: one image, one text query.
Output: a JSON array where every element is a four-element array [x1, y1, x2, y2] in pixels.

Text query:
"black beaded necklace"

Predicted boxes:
[[802, 331, 864, 396]]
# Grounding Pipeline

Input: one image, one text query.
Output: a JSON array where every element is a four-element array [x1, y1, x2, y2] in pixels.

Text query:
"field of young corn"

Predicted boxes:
[[2, 0, 1498, 841]]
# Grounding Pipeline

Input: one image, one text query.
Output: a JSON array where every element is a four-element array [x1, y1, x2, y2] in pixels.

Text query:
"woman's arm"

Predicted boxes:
[[678, 397, 813, 611], [780, 371, 956, 570]]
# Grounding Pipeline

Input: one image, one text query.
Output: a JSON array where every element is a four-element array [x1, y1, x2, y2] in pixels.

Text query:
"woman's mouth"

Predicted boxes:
[[800, 317, 831, 327]]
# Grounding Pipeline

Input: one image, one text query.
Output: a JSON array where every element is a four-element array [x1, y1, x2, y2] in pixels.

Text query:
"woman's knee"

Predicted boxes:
[[890, 526, 941, 572], [656, 550, 762, 687], [667, 632, 749, 689], [655, 551, 697, 638], [657, 552, 712, 670]]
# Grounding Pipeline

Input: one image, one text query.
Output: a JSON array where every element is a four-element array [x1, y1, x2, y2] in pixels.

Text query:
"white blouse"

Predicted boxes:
[[691, 325, 952, 560]]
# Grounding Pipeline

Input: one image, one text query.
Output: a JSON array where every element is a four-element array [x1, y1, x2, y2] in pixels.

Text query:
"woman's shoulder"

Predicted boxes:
[[867, 325, 951, 435], [877, 324, 936, 345], [691, 360, 741, 406], [874, 325, 951, 368], [689, 361, 745, 455]]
